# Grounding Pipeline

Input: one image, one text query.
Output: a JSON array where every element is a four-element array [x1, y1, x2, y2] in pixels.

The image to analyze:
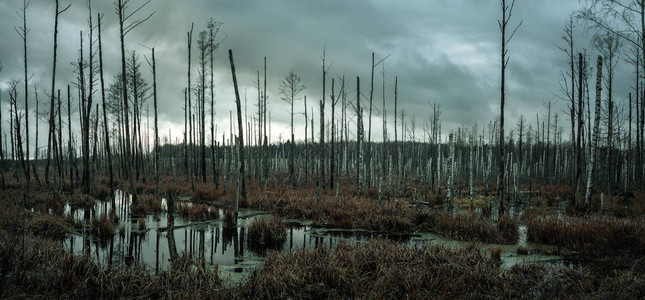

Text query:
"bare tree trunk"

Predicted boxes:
[[304, 95, 308, 178], [46, 0, 69, 186], [367, 53, 374, 189], [330, 78, 336, 190], [229, 49, 246, 215], [0, 88, 4, 189], [98, 13, 114, 196], [117, 0, 137, 204], [18, 0, 31, 191], [446, 133, 454, 212], [394, 77, 398, 193], [320, 49, 326, 190], [151, 48, 160, 195], [184, 88, 188, 181], [498, 0, 521, 216], [68, 85, 73, 187], [575, 53, 584, 208], [209, 20, 219, 188], [263, 57, 269, 188], [356, 77, 363, 197], [469, 134, 474, 210], [187, 24, 194, 192], [585, 56, 603, 213]]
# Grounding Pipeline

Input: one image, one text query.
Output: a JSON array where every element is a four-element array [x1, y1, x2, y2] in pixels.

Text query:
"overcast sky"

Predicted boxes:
[[0, 0, 633, 153]]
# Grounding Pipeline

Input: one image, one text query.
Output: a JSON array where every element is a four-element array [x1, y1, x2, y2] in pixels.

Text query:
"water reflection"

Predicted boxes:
[[63, 190, 563, 282]]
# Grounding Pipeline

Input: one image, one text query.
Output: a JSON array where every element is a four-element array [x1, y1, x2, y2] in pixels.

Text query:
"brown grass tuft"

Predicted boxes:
[[90, 214, 115, 239], [138, 217, 146, 231], [524, 212, 645, 256], [131, 194, 162, 215], [29, 214, 70, 240], [175, 203, 219, 221], [68, 193, 96, 211], [247, 216, 287, 253]]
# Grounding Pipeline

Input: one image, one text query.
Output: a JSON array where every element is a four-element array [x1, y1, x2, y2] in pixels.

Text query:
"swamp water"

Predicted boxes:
[[63, 190, 561, 284]]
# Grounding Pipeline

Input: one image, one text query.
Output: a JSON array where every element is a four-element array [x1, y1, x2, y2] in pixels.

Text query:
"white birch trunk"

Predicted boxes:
[[585, 56, 603, 213]]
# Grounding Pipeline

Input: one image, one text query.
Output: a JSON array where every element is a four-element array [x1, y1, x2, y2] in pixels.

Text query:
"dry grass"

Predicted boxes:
[[192, 184, 225, 202], [68, 193, 96, 211], [247, 216, 287, 253], [175, 202, 219, 221], [138, 217, 146, 231], [524, 212, 645, 256], [131, 194, 163, 215], [91, 184, 112, 201], [236, 238, 645, 299], [29, 214, 70, 240], [0, 231, 225, 298], [415, 211, 518, 244], [90, 214, 115, 240], [249, 188, 413, 232]]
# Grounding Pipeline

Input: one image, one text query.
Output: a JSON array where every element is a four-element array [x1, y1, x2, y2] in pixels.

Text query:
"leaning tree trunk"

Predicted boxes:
[[229, 49, 246, 217], [585, 56, 603, 213]]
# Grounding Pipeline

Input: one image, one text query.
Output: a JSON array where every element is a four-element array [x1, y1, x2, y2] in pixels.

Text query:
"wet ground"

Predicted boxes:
[[63, 190, 562, 284]]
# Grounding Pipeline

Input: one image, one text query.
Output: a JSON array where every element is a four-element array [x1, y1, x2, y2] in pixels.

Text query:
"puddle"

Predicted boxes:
[[63, 190, 563, 284]]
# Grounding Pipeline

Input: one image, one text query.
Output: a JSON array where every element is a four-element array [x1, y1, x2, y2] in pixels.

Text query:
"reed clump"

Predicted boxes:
[[138, 217, 146, 231], [192, 184, 225, 202], [29, 214, 70, 240], [90, 214, 115, 240], [251, 190, 413, 232], [68, 193, 96, 211], [247, 216, 287, 253], [524, 212, 645, 256], [415, 211, 518, 244], [175, 202, 219, 221], [131, 194, 163, 215]]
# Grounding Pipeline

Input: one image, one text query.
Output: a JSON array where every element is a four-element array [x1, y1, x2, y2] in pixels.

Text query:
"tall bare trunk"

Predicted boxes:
[[585, 56, 603, 212], [229, 49, 246, 215], [98, 13, 114, 196]]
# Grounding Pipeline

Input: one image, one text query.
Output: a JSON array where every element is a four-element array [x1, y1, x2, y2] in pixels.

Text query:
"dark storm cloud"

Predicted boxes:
[[0, 0, 629, 150]]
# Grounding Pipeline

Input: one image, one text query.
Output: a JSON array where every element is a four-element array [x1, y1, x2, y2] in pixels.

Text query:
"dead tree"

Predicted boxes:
[[147, 47, 160, 194], [46, 0, 70, 186], [498, 0, 522, 215], [330, 77, 343, 190], [278, 71, 305, 186], [356, 77, 364, 196], [585, 56, 603, 213], [208, 19, 222, 188], [9, 82, 27, 183], [319, 49, 328, 190], [187, 23, 194, 190], [80, 3, 97, 195], [367, 53, 389, 190], [198, 30, 207, 183], [15, 0, 31, 191], [556, 16, 577, 198], [116, 0, 153, 205], [97, 13, 114, 196], [594, 32, 622, 193], [228, 49, 246, 216], [0, 69, 4, 189]]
